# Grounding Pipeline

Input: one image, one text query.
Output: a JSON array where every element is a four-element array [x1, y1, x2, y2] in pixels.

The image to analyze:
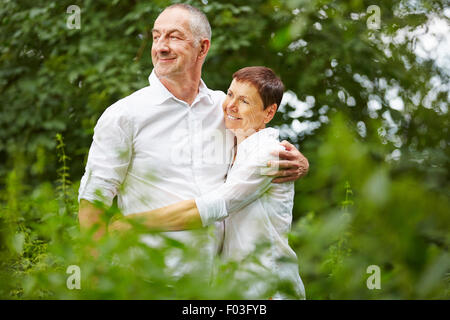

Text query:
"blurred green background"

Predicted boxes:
[[0, 0, 448, 299]]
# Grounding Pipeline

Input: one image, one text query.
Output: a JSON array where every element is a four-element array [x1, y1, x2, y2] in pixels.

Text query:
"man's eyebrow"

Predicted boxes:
[[151, 28, 184, 35]]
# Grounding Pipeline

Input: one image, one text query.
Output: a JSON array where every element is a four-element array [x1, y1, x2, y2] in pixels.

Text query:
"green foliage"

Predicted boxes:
[[0, 0, 449, 299], [290, 114, 449, 299], [0, 135, 285, 299]]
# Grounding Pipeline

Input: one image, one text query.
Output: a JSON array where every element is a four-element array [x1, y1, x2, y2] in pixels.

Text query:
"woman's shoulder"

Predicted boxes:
[[239, 128, 284, 164]]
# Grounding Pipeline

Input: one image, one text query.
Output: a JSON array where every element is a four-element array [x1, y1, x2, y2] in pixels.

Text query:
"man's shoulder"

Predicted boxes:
[[116, 86, 153, 108], [205, 87, 226, 104], [101, 86, 153, 116], [95, 86, 153, 130]]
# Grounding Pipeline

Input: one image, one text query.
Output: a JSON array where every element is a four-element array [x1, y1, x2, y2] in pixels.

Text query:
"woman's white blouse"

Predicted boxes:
[[196, 127, 305, 299]]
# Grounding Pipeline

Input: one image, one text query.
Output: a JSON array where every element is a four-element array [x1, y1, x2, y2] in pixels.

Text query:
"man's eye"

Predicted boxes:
[[243, 99, 249, 104], [170, 36, 179, 40], [153, 36, 160, 41], [227, 92, 233, 97]]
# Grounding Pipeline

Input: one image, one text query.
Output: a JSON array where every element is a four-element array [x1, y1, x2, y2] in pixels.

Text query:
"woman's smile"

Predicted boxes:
[[226, 114, 242, 120]]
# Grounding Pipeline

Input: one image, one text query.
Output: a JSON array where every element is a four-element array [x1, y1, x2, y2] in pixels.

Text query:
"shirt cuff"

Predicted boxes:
[[195, 194, 228, 227], [78, 173, 116, 207]]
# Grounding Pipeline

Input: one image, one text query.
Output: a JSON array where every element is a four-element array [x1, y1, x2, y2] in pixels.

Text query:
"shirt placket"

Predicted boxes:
[[188, 106, 202, 195]]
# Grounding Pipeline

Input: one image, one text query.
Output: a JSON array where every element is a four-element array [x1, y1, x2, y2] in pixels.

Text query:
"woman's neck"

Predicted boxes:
[[234, 126, 265, 146], [235, 134, 247, 146]]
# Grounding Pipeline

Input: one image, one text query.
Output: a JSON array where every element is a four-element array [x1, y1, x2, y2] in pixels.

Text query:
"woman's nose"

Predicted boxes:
[[227, 99, 238, 112]]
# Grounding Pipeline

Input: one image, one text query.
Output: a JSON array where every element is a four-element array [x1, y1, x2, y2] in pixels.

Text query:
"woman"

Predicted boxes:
[[110, 66, 305, 299]]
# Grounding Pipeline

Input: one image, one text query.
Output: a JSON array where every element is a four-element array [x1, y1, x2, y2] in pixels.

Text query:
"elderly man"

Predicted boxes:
[[78, 4, 308, 268]]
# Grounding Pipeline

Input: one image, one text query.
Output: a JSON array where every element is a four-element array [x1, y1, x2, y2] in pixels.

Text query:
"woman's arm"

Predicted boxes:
[[108, 151, 273, 234], [194, 140, 283, 227], [108, 199, 202, 234]]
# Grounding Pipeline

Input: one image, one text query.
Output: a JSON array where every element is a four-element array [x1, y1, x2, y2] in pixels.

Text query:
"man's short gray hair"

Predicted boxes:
[[163, 4, 212, 44]]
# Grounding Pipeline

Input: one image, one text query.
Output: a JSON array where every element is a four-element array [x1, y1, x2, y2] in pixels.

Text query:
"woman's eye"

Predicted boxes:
[[243, 100, 249, 104], [227, 92, 233, 97]]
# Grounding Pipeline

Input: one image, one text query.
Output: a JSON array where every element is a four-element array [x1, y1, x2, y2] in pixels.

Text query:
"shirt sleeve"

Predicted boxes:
[[195, 139, 284, 227], [78, 104, 133, 207]]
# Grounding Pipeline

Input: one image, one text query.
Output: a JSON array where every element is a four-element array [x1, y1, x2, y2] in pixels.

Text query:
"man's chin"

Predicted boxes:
[[155, 65, 180, 78], [155, 62, 173, 71]]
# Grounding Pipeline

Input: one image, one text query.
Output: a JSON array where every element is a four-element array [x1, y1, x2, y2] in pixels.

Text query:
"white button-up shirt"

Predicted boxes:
[[196, 128, 305, 299], [79, 70, 234, 262]]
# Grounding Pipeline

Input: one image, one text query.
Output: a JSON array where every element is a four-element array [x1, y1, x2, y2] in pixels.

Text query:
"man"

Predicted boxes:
[[78, 4, 308, 268]]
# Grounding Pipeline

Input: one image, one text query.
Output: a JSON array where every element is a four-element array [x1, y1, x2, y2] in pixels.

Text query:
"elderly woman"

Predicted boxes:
[[110, 66, 305, 299]]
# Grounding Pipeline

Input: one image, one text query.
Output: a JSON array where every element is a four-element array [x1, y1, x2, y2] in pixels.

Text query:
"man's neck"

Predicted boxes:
[[157, 70, 202, 106]]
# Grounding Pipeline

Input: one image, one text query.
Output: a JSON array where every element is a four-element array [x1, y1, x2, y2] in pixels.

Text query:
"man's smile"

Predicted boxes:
[[159, 57, 176, 62]]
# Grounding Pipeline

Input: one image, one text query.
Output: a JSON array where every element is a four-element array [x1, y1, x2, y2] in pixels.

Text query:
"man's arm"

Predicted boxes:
[[108, 200, 202, 234], [78, 104, 132, 240], [110, 143, 277, 232], [269, 140, 309, 183], [108, 141, 306, 233], [79, 199, 108, 241], [110, 155, 270, 232]]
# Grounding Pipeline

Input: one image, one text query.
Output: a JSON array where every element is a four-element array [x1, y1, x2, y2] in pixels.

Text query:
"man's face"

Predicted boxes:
[[151, 8, 200, 79]]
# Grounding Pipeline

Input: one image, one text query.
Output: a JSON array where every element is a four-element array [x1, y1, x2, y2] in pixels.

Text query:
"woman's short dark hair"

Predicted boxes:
[[232, 66, 285, 109]]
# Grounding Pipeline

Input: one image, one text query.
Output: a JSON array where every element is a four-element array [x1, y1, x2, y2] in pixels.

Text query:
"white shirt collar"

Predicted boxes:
[[240, 127, 279, 147], [148, 70, 213, 106]]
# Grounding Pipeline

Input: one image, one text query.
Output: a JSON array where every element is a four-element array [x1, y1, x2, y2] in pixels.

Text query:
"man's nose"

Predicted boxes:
[[154, 37, 170, 53]]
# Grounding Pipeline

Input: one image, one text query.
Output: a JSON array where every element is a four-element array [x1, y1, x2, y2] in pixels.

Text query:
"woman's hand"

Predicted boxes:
[[267, 140, 309, 183]]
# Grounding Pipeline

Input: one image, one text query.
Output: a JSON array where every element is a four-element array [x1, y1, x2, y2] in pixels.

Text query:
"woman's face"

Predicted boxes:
[[222, 79, 269, 135]]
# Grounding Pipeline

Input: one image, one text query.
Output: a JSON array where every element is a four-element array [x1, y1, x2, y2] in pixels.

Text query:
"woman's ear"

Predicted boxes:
[[264, 104, 278, 124]]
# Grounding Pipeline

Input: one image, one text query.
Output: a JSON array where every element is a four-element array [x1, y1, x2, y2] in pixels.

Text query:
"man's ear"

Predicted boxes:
[[198, 39, 210, 60], [264, 104, 278, 124]]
